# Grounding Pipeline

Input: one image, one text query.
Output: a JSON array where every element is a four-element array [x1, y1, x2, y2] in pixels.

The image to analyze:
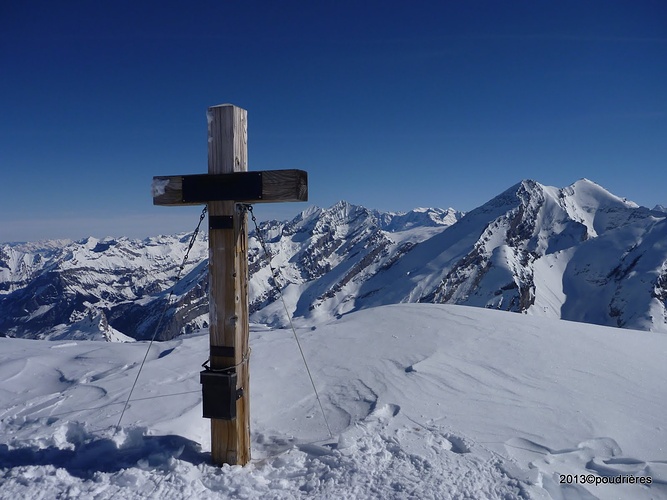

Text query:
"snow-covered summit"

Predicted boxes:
[[379, 206, 462, 232], [1, 304, 665, 498]]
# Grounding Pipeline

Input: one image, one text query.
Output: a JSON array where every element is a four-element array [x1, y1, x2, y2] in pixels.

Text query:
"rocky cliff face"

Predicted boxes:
[[2, 178, 666, 340]]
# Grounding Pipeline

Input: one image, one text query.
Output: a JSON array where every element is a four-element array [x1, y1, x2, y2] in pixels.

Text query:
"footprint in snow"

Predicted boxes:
[[336, 403, 401, 451], [368, 403, 400, 420], [444, 433, 470, 454]]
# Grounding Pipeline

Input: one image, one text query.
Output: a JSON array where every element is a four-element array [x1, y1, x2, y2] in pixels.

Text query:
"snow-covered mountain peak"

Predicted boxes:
[[563, 178, 638, 209], [82, 236, 101, 249], [556, 178, 642, 237], [359, 179, 667, 332], [2, 180, 666, 339], [518, 178, 544, 192], [380, 207, 463, 233], [328, 200, 363, 218], [470, 180, 532, 216], [297, 204, 323, 219], [473, 178, 644, 242]]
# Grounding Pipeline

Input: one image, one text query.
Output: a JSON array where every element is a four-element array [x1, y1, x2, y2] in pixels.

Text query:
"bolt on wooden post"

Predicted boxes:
[[152, 104, 308, 466]]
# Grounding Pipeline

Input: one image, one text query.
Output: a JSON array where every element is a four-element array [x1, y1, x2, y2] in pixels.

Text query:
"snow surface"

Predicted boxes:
[[151, 178, 170, 197], [1, 304, 665, 499]]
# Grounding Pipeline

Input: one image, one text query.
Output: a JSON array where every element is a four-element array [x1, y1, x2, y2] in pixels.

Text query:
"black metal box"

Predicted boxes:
[[200, 370, 238, 420]]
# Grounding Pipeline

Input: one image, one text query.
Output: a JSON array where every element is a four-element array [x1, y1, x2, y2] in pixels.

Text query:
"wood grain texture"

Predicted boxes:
[[261, 169, 308, 202], [152, 169, 307, 205], [207, 104, 251, 466]]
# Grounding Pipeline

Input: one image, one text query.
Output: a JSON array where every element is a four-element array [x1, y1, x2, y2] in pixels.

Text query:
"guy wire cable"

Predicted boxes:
[[114, 206, 207, 432]]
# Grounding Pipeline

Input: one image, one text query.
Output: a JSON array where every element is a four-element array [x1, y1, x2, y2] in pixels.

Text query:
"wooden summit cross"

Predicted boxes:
[[152, 104, 308, 466]]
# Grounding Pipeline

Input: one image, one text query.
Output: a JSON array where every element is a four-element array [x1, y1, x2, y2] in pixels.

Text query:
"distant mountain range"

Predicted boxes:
[[2, 178, 666, 340]]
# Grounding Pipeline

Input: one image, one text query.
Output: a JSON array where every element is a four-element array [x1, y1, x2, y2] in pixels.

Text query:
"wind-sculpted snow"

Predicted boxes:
[[2, 178, 667, 340], [0, 305, 665, 498]]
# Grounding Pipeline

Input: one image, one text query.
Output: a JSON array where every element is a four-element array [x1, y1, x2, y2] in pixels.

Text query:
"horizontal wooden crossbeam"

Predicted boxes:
[[152, 169, 308, 206]]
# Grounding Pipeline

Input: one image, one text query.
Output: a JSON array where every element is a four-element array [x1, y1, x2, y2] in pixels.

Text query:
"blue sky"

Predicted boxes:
[[2, 1, 666, 242]]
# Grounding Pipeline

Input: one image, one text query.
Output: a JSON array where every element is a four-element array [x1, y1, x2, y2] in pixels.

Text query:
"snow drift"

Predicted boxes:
[[0, 304, 665, 498]]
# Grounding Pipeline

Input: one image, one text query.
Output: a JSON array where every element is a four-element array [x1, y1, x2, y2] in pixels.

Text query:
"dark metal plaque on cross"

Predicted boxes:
[[152, 169, 308, 206]]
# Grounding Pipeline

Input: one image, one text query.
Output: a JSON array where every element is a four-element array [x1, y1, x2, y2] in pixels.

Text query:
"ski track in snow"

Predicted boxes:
[[1, 304, 666, 499]]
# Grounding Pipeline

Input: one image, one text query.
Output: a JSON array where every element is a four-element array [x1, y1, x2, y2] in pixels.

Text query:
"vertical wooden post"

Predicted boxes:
[[207, 104, 250, 465]]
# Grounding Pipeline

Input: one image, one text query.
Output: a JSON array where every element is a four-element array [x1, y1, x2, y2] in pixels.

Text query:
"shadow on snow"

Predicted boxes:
[[0, 433, 208, 479]]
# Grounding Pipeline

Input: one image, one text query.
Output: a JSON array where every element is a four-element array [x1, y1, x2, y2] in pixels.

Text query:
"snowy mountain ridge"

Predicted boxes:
[[1, 178, 666, 340]]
